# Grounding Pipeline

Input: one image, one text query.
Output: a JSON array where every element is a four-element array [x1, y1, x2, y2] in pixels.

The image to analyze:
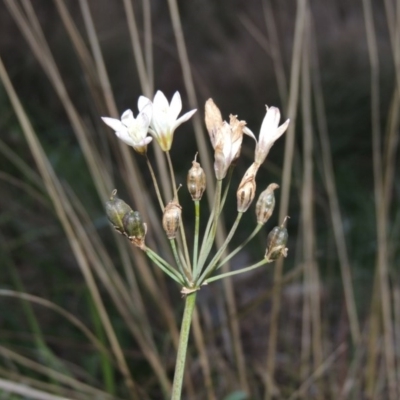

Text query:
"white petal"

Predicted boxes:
[[243, 126, 257, 141], [121, 109, 136, 129], [169, 91, 182, 122], [276, 119, 290, 139], [172, 109, 197, 131], [141, 101, 153, 120], [153, 90, 169, 110], [115, 130, 136, 147], [138, 136, 153, 146], [102, 116, 125, 132], [136, 112, 151, 137], [138, 96, 151, 111]]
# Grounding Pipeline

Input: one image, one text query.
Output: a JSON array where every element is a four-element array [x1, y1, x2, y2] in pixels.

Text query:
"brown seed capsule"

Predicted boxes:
[[123, 210, 146, 243], [162, 200, 182, 239], [265, 217, 289, 260], [187, 157, 206, 201], [105, 190, 132, 234], [255, 183, 279, 225], [236, 163, 259, 212]]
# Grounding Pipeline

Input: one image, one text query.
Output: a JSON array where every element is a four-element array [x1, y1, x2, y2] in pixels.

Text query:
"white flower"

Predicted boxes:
[[138, 91, 197, 151], [253, 106, 289, 165], [101, 101, 153, 155]]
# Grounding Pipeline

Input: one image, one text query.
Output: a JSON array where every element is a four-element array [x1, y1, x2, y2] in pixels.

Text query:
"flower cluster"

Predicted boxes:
[[103, 90, 289, 293]]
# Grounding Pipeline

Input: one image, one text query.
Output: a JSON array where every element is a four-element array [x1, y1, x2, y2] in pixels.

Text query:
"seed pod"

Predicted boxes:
[[105, 190, 132, 234], [265, 217, 289, 260], [236, 163, 259, 212], [123, 210, 146, 241], [187, 158, 206, 201], [255, 183, 279, 225], [162, 200, 182, 239]]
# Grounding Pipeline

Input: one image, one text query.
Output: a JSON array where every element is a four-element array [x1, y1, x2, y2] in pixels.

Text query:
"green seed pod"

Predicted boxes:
[[123, 211, 146, 238], [265, 217, 289, 260], [187, 158, 206, 201], [255, 183, 279, 225], [105, 190, 132, 234], [162, 200, 182, 239], [123, 210, 147, 248]]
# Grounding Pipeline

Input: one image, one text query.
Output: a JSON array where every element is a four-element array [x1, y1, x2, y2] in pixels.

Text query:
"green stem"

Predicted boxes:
[[204, 258, 272, 284], [219, 164, 234, 210], [217, 223, 263, 269], [170, 239, 191, 285], [198, 212, 243, 285], [166, 151, 192, 272], [171, 292, 197, 400], [192, 200, 200, 278], [146, 155, 164, 211], [196, 180, 222, 276], [145, 247, 185, 285]]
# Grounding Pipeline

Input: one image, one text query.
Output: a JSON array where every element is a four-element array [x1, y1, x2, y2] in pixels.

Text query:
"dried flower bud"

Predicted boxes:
[[229, 114, 247, 163], [265, 217, 289, 260], [105, 190, 132, 234], [256, 183, 279, 225], [187, 156, 206, 201], [162, 200, 182, 239], [237, 163, 259, 212], [205, 99, 223, 148], [123, 210, 147, 248]]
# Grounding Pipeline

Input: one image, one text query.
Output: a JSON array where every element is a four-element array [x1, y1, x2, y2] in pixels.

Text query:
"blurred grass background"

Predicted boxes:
[[0, 0, 399, 399]]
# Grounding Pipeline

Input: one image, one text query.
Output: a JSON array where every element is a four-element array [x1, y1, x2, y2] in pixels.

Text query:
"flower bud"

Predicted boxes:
[[123, 210, 147, 248], [105, 190, 132, 234], [255, 183, 279, 225], [162, 200, 182, 239], [236, 163, 259, 212], [187, 157, 206, 201], [265, 217, 289, 260]]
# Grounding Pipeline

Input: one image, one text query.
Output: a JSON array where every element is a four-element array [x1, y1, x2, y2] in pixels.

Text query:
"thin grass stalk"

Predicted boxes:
[[0, 346, 114, 399], [309, 17, 360, 345], [383, 89, 399, 213], [0, 377, 78, 400], [192, 308, 217, 400], [0, 56, 138, 398], [301, 15, 323, 374], [122, 0, 150, 94], [87, 294, 115, 395], [1, 244, 68, 380], [142, 0, 154, 93], [288, 343, 347, 400], [0, 290, 112, 359], [122, 0, 172, 203], [265, 0, 306, 395], [362, 1, 397, 398], [0, 139, 44, 189], [365, 273, 381, 397], [165, 0, 215, 201], [300, 272, 311, 384], [0, 371, 90, 400], [383, 0, 400, 99], [262, 0, 288, 106], [393, 285, 400, 395]]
